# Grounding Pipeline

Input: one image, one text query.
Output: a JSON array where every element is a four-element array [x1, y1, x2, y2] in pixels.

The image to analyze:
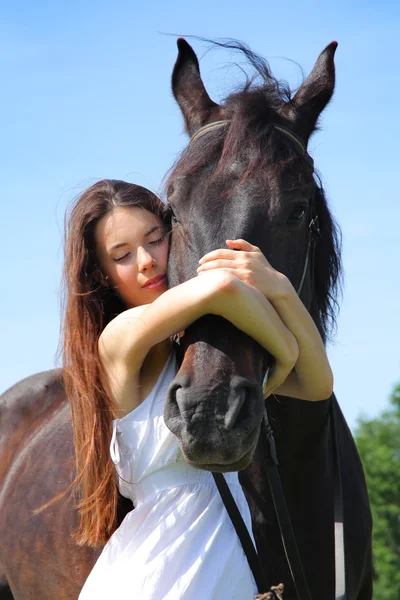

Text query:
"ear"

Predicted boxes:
[[172, 38, 225, 135], [281, 42, 338, 142]]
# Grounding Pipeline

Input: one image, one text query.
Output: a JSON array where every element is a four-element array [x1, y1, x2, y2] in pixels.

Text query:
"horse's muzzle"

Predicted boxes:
[[164, 373, 264, 471]]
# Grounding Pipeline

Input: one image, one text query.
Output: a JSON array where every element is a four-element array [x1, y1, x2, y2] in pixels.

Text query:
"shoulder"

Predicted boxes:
[[102, 305, 149, 334]]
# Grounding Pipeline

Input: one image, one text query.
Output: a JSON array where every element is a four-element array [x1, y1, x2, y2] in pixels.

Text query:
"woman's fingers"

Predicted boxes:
[[226, 239, 259, 252], [197, 262, 254, 289], [198, 239, 279, 299], [226, 239, 272, 269], [197, 266, 234, 278], [263, 361, 294, 398], [199, 239, 261, 265], [199, 249, 237, 265], [197, 259, 241, 272]]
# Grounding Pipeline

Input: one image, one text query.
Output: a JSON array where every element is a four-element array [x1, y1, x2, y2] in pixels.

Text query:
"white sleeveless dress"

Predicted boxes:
[[79, 353, 258, 600]]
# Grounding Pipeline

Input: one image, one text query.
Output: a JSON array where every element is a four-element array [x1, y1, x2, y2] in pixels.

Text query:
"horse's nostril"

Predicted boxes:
[[224, 378, 259, 431], [235, 392, 250, 426], [165, 374, 190, 425], [224, 394, 245, 430]]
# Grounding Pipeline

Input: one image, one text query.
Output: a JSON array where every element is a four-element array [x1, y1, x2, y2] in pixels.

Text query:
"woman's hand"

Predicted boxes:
[[197, 239, 291, 302], [198, 239, 333, 401], [263, 357, 297, 399]]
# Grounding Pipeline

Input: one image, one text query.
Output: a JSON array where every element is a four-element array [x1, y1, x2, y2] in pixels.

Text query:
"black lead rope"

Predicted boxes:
[[212, 471, 269, 593]]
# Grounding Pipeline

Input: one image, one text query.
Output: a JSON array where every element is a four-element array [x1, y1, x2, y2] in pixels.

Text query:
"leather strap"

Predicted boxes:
[[331, 397, 347, 599], [262, 412, 313, 600], [212, 471, 269, 593]]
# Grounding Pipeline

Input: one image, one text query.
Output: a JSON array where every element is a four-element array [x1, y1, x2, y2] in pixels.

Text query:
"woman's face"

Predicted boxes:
[[94, 206, 169, 308]]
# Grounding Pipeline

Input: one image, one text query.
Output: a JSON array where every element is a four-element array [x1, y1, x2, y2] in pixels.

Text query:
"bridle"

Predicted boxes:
[[187, 120, 346, 600]]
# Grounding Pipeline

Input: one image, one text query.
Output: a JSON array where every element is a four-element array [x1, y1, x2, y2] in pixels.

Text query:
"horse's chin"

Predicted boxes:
[[178, 432, 259, 473]]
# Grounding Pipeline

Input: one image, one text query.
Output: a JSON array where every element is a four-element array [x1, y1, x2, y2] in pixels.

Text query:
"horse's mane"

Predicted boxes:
[[313, 181, 342, 342], [166, 39, 342, 343]]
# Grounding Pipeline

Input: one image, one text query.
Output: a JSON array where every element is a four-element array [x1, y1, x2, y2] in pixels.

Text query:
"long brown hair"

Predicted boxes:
[[62, 179, 165, 546]]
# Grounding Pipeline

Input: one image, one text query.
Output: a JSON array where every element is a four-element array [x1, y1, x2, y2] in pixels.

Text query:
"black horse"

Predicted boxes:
[[164, 39, 372, 599], [0, 39, 372, 599]]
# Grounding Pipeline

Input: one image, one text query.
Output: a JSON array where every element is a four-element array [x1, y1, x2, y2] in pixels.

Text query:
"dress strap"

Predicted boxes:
[[110, 421, 120, 465]]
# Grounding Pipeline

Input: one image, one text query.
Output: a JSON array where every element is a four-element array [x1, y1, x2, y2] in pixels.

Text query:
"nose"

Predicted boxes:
[[137, 246, 155, 273], [164, 373, 263, 469], [166, 374, 262, 433]]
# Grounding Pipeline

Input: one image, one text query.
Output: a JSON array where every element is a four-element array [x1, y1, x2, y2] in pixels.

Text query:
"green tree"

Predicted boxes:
[[355, 383, 400, 600]]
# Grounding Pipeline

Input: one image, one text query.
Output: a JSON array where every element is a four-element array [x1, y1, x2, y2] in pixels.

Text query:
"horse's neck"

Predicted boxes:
[[268, 394, 332, 458]]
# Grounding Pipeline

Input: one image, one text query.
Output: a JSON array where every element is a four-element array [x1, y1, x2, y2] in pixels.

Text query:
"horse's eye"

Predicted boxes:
[[166, 204, 178, 225], [288, 205, 306, 223]]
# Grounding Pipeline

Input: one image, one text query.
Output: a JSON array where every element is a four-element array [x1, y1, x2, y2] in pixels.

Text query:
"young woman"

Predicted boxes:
[[63, 179, 333, 599]]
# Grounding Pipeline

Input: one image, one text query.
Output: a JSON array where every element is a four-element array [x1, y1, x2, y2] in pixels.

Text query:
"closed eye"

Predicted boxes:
[[114, 253, 131, 262], [148, 236, 166, 246]]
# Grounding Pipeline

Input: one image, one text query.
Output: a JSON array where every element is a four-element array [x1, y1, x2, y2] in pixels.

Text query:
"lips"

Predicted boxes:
[[142, 274, 167, 289]]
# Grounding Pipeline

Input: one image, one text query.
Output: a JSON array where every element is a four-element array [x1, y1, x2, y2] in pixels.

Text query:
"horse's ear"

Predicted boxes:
[[172, 38, 224, 135], [281, 42, 338, 142]]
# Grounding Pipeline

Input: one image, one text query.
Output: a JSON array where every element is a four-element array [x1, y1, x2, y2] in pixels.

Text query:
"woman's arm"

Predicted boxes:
[[99, 270, 298, 389], [264, 283, 333, 400], [197, 239, 333, 401], [100, 271, 298, 368]]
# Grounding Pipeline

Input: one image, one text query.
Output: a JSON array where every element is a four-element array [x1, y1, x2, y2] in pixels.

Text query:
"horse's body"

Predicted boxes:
[[0, 371, 100, 599], [0, 39, 372, 600]]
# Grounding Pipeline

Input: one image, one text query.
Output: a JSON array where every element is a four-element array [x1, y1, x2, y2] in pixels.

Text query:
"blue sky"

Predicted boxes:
[[1, 1, 399, 430]]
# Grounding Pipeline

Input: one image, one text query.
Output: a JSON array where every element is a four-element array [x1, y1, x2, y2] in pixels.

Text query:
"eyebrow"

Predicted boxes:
[[109, 226, 164, 252], [109, 242, 129, 251], [144, 225, 164, 238]]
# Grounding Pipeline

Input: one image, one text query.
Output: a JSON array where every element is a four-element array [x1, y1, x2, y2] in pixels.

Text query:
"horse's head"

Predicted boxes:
[[164, 39, 341, 472]]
